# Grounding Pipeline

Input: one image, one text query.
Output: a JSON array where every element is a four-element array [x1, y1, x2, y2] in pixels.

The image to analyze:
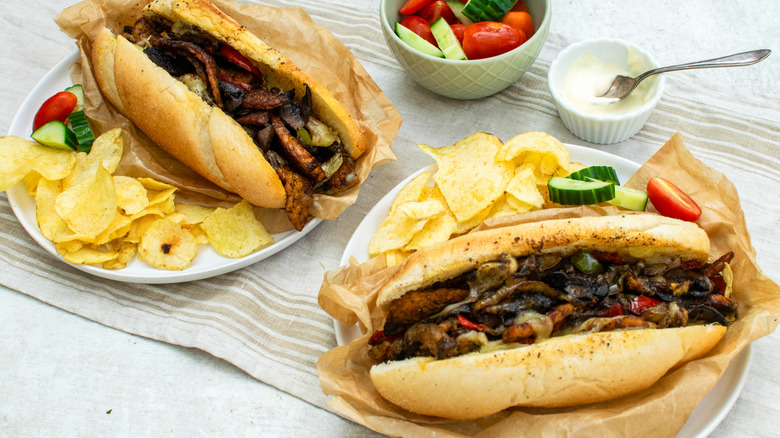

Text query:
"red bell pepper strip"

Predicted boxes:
[[457, 314, 488, 331], [218, 44, 263, 79], [629, 296, 661, 315], [602, 303, 624, 317]]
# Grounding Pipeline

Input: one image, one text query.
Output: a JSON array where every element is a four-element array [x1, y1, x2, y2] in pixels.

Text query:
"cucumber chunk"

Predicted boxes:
[[567, 166, 620, 185], [395, 22, 444, 58], [609, 185, 649, 211], [447, 1, 474, 25], [64, 84, 85, 112], [430, 17, 467, 60], [68, 110, 95, 152], [31, 120, 78, 151], [548, 176, 615, 205], [462, 0, 516, 23]]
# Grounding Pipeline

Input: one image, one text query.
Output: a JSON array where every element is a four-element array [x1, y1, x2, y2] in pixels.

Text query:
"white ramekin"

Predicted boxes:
[[548, 39, 665, 144]]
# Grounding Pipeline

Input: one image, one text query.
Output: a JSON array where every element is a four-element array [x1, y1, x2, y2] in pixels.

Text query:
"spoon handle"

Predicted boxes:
[[636, 49, 772, 82]]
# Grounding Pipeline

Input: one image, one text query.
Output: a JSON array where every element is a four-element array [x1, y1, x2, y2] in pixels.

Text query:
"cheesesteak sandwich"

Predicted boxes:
[[367, 214, 737, 419], [91, 0, 367, 230]]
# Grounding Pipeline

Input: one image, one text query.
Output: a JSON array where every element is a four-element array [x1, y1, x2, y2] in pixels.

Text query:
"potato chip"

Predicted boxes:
[[454, 205, 493, 235], [0, 136, 75, 191], [201, 200, 274, 258], [138, 218, 199, 270], [397, 200, 445, 221], [368, 173, 434, 257], [23, 171, 42, 195], [103, 240, 138, 270], [174, 203, 217, 225], [498, 131, 571, 177], [55, 164, 117, 236], [390, 172, 431, 212], [61, 152, 92, 190], [114, 176, 149, 216], [125, 215, 162, 244], [55, 240, 83, 256], [368, 212, 429, 257], [420, 133, 513, 222], [138, 177, 176, 192], [505, 165, 545, 208], [404, 212, 457, 252], [505, 194, 537, 214], [184, 224, 210, 245], [62, 244, 119, 265], [87, 128, 124, 173], [35, 178, 73, 243]]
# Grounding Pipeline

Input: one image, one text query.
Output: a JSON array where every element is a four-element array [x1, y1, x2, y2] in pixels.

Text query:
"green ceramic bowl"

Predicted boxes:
[[380, 0, 551, 100]]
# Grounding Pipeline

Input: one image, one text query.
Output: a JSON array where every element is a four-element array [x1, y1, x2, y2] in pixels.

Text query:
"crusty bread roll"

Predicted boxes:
[[91, 0, 367, 209], [369, 214, 728, 419], [378, 214, 711, 307], [371, 324, 725, 419]]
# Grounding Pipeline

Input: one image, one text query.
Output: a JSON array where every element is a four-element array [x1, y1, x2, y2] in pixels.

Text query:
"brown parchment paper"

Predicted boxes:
[[53, 0, 400, 231], [316, 133, 780, 437]]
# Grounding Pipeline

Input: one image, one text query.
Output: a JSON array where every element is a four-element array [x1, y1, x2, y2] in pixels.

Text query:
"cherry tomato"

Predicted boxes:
[[399, 0, 435, 15], [400, 15, 438, 47], [32, 91, 78, 132], [450, 23, 467, 45], [462, 22, 526, 60], [646, 177, 702, 222], [502, 11, 534, 39], [417, 0, 457, 25], [629, 296, 660, 315], [511, 0, 530, 13]]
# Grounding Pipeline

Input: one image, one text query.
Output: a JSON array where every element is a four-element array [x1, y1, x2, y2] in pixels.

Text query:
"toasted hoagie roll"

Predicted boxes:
[[91, 0, 366, 230], [367, 214, 736, 419]]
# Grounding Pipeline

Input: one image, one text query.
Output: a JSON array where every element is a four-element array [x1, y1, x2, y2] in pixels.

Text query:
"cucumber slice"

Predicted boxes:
[[548, 176, 615, 205], [395, 22, 444, 58], [68, 110, 95, 152], [609, 185, 649, 211], [64, 84, 85, 112], [567, 166, 620, 185], [31, 120, 78, 151], [462, 0, 516, 23], [447, 1, 474, 25], [430, 17, 467, 60]]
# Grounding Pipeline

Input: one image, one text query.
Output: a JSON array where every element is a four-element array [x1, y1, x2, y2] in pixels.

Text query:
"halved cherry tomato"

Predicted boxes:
[[417, 0, 457, 25], [629, 296, 660, 315], [399, 0, 435, 15], [450, 23, 467, 45], [32, 91, 78, 132], [462, 22, 526, 60], [400, 15, 438, 47], [646, 177, 702, 222], [502, 11, 534, 39]]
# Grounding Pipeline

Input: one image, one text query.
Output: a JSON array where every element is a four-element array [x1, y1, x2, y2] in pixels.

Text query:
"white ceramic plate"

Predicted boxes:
[[5, 52, 320, 284], [335, 144, 752, 437]]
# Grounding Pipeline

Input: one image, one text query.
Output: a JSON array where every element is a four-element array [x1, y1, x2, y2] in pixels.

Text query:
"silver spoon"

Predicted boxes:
[[599, 49, 771, 100]]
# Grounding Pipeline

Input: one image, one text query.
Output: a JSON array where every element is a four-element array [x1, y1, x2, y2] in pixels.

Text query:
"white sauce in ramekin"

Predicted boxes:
[[561, 50, 654, 115]]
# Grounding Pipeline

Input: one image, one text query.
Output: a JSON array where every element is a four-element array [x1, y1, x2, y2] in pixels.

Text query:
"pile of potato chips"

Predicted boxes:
[[368, 132, 583, 265], [0, 129, 274, 271]]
